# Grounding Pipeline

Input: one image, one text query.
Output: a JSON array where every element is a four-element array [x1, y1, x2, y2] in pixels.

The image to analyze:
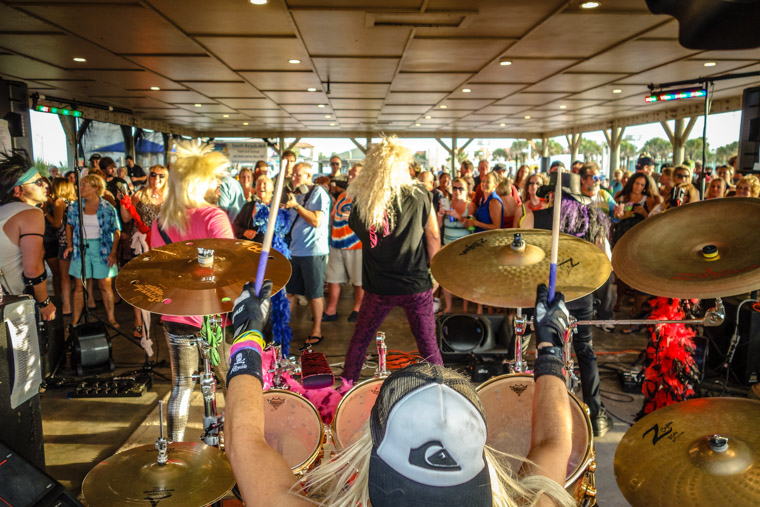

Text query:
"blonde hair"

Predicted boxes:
[[137, 164, 169, 205], [296, 424, 574, 507], [737, 174, 760, 197], [81, 173, 105, 196], [159, 140, 230, 233], [52, 177, 76, 201], [346, 136, 418, 231]]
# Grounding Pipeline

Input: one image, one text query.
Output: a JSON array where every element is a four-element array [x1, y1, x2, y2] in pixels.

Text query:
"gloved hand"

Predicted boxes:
[[534, 283, 570, 348], [232, 280, 272, 339]]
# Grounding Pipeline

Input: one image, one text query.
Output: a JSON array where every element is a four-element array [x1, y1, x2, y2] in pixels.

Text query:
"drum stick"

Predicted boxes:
[[254, 158, 289, 296], [548, 167, 563, 301]]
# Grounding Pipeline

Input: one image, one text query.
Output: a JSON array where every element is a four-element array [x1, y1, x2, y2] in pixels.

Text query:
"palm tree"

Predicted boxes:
[[641, 137, 672, 165], [579, 138, 603, 161]]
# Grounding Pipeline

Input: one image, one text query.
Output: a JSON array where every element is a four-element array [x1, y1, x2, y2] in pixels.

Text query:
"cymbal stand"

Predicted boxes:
[[573, 298, 726, 328], [268, 345, 301, 389], [376, 332, 389, 377], [513, 309, 528, 373], [563, 322, 580, 392], [155, 399, 168, 465], [194, 315, 222, 447]]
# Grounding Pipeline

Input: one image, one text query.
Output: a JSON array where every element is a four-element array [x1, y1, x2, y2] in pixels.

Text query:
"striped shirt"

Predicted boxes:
[[331, 192, 361, 250]]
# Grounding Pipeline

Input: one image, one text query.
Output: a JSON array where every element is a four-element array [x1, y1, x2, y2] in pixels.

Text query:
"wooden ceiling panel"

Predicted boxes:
[[381, 105, 434, 114], [481, 105, 531, 114], [333, 110, 380, 118], [140, 90, 210, 103], [196, 36, 309, 71], [494, 93, 568, 106], [0, 4, 54, 31], [0, 54, 69, 79], [386, 92, 447, 104], [461, 114, 505, 122], [203, 112, 251, 120], [616, 59, 757, 85], [150, 0, 294, 35], [107, 97, 177, 109], [0, 34, 137, 70], [571, 40, 700, 74], [448, 84, 524, 99], [419, 0, 558, 38], [472, 58, 579, 83], [295, 113, 340, 121], [313, 57, 399, 83], [698, 49, 760, 60], [328, 83, 389, 98], [507, 13, 668, 58], [264, 91, 329, 104], [524, 73, 627, 93], [377, 114, 421, 120], [175, 103, 236, 113], [401, 38, 511, 73], [392, 73, 470, 91], [181, 81, 264, 98], [218, 98, 278, 109], [534, 99, 603, 111], [239, 71, 321, 91], [438, 99, 494, 109], [330, 99, 384, 110], [76, 70, 179, 90], [40, 80, 129, 97], [425, 109, 473, 119], [293, 10, 410, 56], [128, 56, 240, 82], [569, 84, 644, 100], [242, 109, 292, 118], [282, 104, 333, 113], [135, 108, 203, 118], [19, 4, 201, 54]]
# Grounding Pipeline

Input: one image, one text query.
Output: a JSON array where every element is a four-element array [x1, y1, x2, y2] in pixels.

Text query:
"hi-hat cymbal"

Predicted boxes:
[[612, 198, 760, 298], [615, 397, 760, 507], [81, 442, 235, 506], [116, 238, 291, 316], [431, 229, 611, 308]]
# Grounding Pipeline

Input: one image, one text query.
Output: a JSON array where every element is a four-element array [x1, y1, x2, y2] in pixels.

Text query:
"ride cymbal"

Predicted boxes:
[[615, 397, 760, 507], [116, 238, 291, 316], [81, 442, 234, 506], [431, 229, 611, 308], [612, 198, 760, 298]]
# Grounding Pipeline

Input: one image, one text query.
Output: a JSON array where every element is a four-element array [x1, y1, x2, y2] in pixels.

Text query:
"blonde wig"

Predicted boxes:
[[296, 424, 575, 507], [158, 140, 230, 233], [346, 135, 419, 231], [137, 165, 169, 205]]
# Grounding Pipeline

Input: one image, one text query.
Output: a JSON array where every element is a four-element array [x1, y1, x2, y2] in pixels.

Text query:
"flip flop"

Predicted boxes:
[[299, 336, 324, 351]]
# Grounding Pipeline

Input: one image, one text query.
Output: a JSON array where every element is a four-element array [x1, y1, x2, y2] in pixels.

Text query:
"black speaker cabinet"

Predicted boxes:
[[0, 295, 45, 469], [705, 297, 760, 385], [436, 313, 517, 360], [0, 78, 33, 156], [738, 86, 760, 174]]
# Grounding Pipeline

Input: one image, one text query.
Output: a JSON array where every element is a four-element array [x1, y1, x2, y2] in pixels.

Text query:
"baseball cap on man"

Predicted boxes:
[[550, 160, 565, 169], [368, 363, 492, 507], [636, 155, 654, 168]]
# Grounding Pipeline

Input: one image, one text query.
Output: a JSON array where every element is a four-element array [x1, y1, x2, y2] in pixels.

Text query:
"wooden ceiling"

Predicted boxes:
[[0, 0, 758, 137]]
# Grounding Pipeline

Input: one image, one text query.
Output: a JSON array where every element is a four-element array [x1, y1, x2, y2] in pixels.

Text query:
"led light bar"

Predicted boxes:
[[35, 104, 82, 117], [645, 87, 707, 103]]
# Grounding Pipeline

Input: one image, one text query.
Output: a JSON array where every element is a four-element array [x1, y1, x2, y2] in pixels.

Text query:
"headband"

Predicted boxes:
[[14, 167, 40, 187]]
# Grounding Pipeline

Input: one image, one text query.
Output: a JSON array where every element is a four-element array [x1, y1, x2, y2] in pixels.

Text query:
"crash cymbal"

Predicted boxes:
[[116, 238, 291, 316], [615, 397, 760, 507], [612, 198, 760, 298], [81, 442, 234, 506], [431, 229, 611, 308]]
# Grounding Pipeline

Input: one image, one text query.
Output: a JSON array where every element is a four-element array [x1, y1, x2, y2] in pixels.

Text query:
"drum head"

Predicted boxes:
[[476, 374, 592, 485], [332, 377, 385, 450], [262, 390, 323, 472]]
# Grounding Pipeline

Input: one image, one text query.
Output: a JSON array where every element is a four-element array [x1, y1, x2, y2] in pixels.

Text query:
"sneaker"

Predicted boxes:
[[592, 408, 614, 437], [347, 311, 359, 322], [322, 312, 338, 322], [596, 323, 615, 333], [296, 295, 308, 306]]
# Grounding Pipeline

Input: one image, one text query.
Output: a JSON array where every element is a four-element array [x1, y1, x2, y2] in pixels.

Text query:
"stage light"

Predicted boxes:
[[73, 57, 86, 62], [35, 105, 82, 117], [150, 86, 160, 91], [645, 86, 707, 103]]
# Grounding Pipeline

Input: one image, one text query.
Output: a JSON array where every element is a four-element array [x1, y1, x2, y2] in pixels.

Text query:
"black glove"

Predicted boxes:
[[232, 280, 272, 340], [534, 283, 570, 348]]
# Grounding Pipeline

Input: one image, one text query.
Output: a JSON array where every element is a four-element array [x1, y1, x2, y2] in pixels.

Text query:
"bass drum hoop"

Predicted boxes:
[[262, 389, 324, 474], [331, 376, 387, 450]]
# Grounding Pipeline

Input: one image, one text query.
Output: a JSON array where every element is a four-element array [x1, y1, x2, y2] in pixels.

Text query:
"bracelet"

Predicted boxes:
[[536, 346, 563, 360], [23, 270, 48, 287], [37, 297, 52, 308]]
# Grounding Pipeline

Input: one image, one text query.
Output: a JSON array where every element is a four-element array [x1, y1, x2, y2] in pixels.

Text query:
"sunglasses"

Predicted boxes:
[[23, 179, 47, 187], [330, 162, 341, 166], [675, 173, 688, 180], [528, 182, 541, 186], [150, 172, 167, 179], [452, 186, 465, 191]]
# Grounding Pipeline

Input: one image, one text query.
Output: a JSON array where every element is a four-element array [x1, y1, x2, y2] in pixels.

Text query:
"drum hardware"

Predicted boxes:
[[513, 310, 528, 373], [268, 345, 300, 390], [376, 332, 389, 376], [191, 315, 224, 448]]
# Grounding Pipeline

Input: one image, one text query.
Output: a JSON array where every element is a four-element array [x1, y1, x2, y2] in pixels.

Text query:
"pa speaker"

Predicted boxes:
[[0, 78, 33, 156], [70, 322, 114, 376], [738, 86, 760, 174], [704, 297, 760, 385], [436, 313, 516, 360]]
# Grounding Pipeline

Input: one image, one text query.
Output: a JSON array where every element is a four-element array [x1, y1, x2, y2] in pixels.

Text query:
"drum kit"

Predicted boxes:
[[79, 198, 760, 506]]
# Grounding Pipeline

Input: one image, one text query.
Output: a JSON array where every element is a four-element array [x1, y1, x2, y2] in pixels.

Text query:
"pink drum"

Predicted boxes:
[[332, 376, 385, 450], [262, 389, 324, 474], [477, 374, 596, 504]]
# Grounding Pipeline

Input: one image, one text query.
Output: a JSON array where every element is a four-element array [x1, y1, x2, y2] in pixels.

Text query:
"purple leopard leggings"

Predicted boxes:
[[341, 289, 443, 382]]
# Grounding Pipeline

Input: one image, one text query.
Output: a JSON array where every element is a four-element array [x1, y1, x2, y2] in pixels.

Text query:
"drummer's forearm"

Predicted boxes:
[[226, 375, 307, 505]]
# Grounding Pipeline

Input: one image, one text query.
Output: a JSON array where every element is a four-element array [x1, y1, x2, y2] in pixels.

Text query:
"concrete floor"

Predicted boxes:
[[41, 285, 654, 505]]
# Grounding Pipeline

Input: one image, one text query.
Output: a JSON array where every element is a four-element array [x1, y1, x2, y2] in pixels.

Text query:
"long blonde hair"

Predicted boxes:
[[158, 141, 229, 233], [137, 165, 169, 205], [296, 424, 575, 507], [346, 136, 419, 231]]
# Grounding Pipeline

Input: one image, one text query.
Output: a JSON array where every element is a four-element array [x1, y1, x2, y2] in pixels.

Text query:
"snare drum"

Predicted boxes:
[[332, 376, 385, 450], [477, 374, 596, 505], [262, 389, 324, 474]]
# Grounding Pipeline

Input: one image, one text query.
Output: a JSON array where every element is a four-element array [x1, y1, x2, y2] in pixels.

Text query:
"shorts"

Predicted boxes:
[[69, 238, 118, 280], [286, 255, 327, 299], [325, 247, 362, 286], [44, 240, 58, 260], [58, 244, 72, 261]]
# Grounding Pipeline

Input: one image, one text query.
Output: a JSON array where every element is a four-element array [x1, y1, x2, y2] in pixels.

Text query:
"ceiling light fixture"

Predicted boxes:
[[329, 122, 336, 126], [612, 88, 622, 94], [223, 114, 229, 118], [461, 88, 472, 93], [499, 123, 506, 127], [73, 57, 87, 62], [703, 61, 717, 67], [324, 114, 331, 119], [581, 1, 600, 8], [194, 103, 202, 107], [440, 105, 448, 109], [249, 0, 268, 4], [524, 115, 531, 119], [307, 87, 317, 92], [559, 105, 567, 109], [499, 59, 512, 66], [425, 115, 432, 119], [243, 122, 249, 125], [288, 59, 301, 64], [415, 123, 421, 126], [150, 86, 160, 91], [317, 104, 326, 108]]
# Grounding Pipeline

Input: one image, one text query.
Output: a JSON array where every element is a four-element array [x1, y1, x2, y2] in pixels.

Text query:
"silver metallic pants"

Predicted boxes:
[[163, 322, 231, 442]]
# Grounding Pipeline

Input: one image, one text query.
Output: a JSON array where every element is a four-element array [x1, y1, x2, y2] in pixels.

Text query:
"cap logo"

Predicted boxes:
[[409, 441, 461, 471]]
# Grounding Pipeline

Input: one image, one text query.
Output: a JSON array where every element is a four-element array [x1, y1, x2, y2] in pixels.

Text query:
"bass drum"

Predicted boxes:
[[262, 389, 324, 474], [332, 376, 386, 450], [477, 374, 596, 505]]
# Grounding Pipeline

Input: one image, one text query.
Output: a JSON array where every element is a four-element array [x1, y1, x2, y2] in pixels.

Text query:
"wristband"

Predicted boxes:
[[227, 346, 263, 386], [37, 297, 52, 308], [23, 270, 48, 287], [536, 346, 563, 360], [533, 354, 565, 382], [229, 330, 266, 357]]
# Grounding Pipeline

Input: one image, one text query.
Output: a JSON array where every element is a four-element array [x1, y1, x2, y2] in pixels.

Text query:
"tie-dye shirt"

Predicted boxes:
[[330, 192, 361, 250]]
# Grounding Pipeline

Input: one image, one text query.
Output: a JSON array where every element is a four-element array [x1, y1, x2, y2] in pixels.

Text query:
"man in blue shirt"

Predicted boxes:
[[218, 174, 246, 223], [284, 162, 331, 350]]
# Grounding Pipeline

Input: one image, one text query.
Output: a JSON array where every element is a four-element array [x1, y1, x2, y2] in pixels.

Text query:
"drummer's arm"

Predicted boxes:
[[225, 375, 309, 506]]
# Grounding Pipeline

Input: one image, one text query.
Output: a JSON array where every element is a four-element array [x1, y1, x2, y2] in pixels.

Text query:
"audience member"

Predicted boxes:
[[735, 174, 760, 197]]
